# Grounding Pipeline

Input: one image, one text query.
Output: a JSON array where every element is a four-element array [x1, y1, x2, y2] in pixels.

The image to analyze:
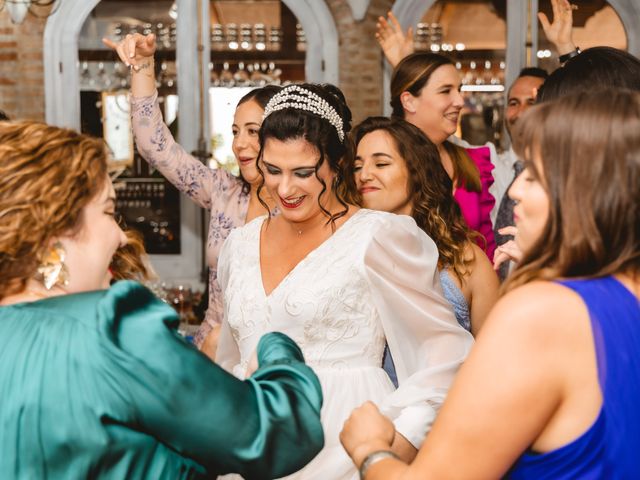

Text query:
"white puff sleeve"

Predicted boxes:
[[363, 214, 474, 448]]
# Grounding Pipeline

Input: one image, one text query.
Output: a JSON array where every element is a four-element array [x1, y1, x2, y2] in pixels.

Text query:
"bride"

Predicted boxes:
[[216, 83, 473, 479]]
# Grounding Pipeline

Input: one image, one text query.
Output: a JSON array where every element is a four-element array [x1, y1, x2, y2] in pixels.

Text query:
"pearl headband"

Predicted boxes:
[[262, 85, 345, 141]]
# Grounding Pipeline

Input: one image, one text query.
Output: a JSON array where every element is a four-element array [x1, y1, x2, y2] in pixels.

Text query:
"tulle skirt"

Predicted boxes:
[[219, 365, 395, 480]]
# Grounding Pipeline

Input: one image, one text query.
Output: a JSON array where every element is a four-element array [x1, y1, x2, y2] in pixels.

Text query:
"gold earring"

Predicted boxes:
[[37, 242, 69, 290]]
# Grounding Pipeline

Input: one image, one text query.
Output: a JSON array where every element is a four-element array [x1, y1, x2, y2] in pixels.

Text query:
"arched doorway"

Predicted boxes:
[[43, 0, 338, 129]]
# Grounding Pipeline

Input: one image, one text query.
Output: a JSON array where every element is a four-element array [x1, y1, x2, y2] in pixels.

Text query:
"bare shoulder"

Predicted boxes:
[[483, 281, 589, 344], [465, 243, 493, 271], [495, 281, 584, 313], [464, 243, 499, 288], [463, 280, 592, 407]]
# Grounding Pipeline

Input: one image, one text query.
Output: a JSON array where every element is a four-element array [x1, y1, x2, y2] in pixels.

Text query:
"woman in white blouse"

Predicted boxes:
[[215, 83, 472, 479]]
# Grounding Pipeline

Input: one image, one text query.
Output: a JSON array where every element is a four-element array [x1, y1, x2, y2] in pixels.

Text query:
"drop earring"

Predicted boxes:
[[37, 242, 69, 290]]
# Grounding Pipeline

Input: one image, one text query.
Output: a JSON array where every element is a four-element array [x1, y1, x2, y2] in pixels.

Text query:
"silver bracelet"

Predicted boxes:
[[359, 450, 399, 479]]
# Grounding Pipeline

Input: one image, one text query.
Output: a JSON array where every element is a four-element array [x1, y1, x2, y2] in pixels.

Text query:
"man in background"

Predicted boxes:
[[492, 68, 548, 280]]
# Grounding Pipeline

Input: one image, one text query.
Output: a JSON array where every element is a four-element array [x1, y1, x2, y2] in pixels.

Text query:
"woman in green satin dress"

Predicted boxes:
[[0, 121, 324, 479]]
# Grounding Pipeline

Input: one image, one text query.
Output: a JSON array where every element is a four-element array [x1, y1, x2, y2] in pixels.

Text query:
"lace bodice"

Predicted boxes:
[[221, 210, 387, 375]]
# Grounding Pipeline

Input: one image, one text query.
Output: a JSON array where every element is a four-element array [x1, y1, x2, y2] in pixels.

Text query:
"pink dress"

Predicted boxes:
[[454, 146, 496, 260], [130, 92, 249, 346]]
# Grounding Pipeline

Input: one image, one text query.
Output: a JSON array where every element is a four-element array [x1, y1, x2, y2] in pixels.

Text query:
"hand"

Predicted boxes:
[[102, 33, 157, 70], [376, 11, 415, 68], [538, 0, 576, 55], [340, 401, 396, 467], [493, 227, 523, 270], [244, 348, 259, 378]]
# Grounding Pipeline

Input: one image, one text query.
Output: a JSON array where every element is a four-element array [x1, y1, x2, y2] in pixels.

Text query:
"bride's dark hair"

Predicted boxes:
[[257, 83, 352, 227]]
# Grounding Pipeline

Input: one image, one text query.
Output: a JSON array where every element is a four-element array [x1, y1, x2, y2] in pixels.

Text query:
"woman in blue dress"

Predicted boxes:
[[340, 89, 640, 479]]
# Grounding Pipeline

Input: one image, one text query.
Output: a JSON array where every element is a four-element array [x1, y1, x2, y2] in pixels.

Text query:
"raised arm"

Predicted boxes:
[[103, 33, 156, 96], [100, 282, 323, 478], [376, 11, 415, 68], [103, 33, 240, 210], [538, 0, 577, 56]]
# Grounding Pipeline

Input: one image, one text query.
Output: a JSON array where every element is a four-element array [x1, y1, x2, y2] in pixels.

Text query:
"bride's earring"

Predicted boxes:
[[37, 242, 69, 290]]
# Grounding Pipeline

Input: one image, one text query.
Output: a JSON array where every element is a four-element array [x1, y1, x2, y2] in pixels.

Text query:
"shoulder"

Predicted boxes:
[[227, 214, 265, 240], [361, 210, 429, 245], [362, 211, 438, 265], [100, 280, 162, 306], [10, 286, 131, 318], [462, 244, 492, 282], [358, 208, 419, 231], [483, 281, 588, 345], [98, 281, 177, 324], [20, 282, 178, 335], [464, 145, 491, 157], [219, 215, 265, 262], [466, 243, 494, 277], [94, 282, 184, 352]]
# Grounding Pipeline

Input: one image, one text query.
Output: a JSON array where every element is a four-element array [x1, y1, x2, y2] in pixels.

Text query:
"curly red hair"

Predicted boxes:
[[0, 121, 108, 299]]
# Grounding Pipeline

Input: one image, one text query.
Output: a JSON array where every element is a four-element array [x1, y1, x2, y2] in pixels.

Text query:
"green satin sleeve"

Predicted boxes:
[[97, 281, 324, 478]]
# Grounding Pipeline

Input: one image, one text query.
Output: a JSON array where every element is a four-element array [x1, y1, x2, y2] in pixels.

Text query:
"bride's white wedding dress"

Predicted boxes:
[[216, 209, 473, 479]]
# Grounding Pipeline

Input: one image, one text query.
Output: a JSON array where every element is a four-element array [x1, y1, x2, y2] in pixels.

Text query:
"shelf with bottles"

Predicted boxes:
[[77, 59, 302, 95]]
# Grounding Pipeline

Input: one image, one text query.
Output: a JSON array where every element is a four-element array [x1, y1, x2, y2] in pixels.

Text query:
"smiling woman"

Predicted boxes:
[[353, 129, 412, 216], [215, 83, 472, 480], [261, 138, 337, 219], [256, 83, 352, 227], [347, 116, 499, 337], [390, 52, 497, 260]]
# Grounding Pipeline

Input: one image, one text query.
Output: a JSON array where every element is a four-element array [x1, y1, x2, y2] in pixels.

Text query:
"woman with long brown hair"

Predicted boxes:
[[346, 116, 498, 336], [341, 89, 640, 478]]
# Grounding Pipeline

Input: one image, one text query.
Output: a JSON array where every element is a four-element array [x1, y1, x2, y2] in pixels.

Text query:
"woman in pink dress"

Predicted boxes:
[[388, 52, 496, 259], [376, 14, 495, 259], [104, 33, 281, 358]]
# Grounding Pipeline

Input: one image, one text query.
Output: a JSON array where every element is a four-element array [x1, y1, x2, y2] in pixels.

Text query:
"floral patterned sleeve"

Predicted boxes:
[[130, 91, 239, 210]]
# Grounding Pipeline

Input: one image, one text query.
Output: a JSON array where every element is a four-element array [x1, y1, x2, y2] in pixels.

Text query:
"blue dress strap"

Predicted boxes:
[[439, 269, 471, 332], [508, 276, 640, 479]]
